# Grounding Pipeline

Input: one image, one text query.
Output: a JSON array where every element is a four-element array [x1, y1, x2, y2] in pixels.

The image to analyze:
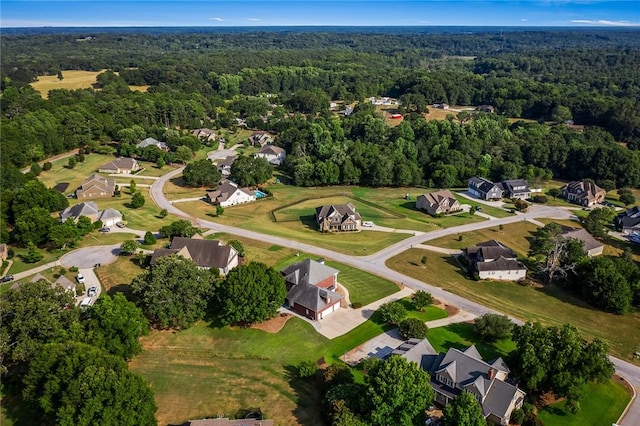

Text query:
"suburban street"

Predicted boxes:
[[150, 166, 639, 425]]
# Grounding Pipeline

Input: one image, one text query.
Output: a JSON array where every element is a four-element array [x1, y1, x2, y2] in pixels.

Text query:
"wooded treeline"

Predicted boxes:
[[2, 29, 640, 189]]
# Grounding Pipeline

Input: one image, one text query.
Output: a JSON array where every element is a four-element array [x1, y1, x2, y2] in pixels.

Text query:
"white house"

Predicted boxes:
[[254, 145, 286, 166], [206, 180, 256, 208], [98, 208, 123, 227]]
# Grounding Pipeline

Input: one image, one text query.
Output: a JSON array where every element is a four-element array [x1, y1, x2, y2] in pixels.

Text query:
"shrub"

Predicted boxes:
[[352, 302, 363, 309], [295, 360, 317, 379], [216, 205, 224, 216], [23, 243, 43, 263], [510, 408, 525, 425], [158, 209, 168, 218], [30, 163, 42, 176], [121, 240, 139, 255], [412, 290, 433, 311], [378, 301, 407, 325], [42, 162, 52, 171], [143, 231, 156, 245], [93, 220, 103, 230], [76, 154, 85, 163], [399, 318, 428, 339], [7, 248, 15, 259], [458, 235, 464, 241], [532, 195, 548, 204], [69, 266, 79, 272], [228, 240, 245, 257], [473, 313, 514, 342]]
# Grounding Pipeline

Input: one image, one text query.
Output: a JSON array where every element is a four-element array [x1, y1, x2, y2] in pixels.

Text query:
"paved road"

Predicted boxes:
[[59, 245, 121, 268], [149, 167, 639, 425]]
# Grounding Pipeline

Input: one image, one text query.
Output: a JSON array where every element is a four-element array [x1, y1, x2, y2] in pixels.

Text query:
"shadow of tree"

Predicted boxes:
[[283, 364, 326, 426]]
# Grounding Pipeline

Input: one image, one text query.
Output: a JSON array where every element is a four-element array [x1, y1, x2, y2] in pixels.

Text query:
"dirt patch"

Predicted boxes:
[[538, 391, 563, 406], [250, 313, 292, 333], [433, 298, 459, 317]]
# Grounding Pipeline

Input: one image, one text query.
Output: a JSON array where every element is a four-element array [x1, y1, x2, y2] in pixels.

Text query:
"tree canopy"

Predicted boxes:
[[217, 262, 286, 325], [22, 341, 157, 426], [229, 155, 273, 187], [131, 255, 219, 329], [442, 390, 486, 426], [182, 158, 221, 187], [473, 313, 514, 342], [159, 219, 200, 240]]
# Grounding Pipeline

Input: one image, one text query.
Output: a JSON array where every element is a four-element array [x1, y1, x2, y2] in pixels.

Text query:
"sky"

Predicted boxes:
[[1, 1, 639, 28]]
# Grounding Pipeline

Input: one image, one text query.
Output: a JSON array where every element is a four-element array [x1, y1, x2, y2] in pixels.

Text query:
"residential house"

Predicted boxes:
[[399, 341, 525, 425], [476, 105, 495, 113], [52, 275, 76, 294], [0, 243, 9, 261], [216, 155, 237, 177], [468, 177, 504, 200], [248, 131, 274, 147], [137, 137, 169, 151], [98, 208, 123, 227], [75, 174, 116, 200], [187, 418, 274, 426], [206, 180, 256, 208], [564, 120, 585, 132], [433, 103, 450, 109], [98, 157, 141, 174], [616, 206, 640, 235], [561, 227, 604, 257], [315, 204, 362, 232], [280, 258, 342, 320], [254, 144, 286, 166], [416, 190, 462, 216], [151, 237, 238, 275], [562, 180, 606, 207], [464, 240, 527, 281], [192, 128, 216, 142], [60, 201, 100, 223], [500, 179, 531, 200], [30, 273, 50, 284]]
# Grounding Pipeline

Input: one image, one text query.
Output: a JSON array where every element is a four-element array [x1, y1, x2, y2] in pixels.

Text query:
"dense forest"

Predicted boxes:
[[1, 28, 640, 193]]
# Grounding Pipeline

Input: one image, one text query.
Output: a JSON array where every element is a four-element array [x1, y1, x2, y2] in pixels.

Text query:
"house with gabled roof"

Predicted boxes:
[[206, 180, 256, 208], [464, 240, 527, 281], [562, 180, 606, 207], [254, 144, 286, 166], [52, 275, 76, 294], [60, 201, 100, 223], [561, 227, 604, 257], [248, 131, 274, 147], [399, 342, 525, 426], [98, 208, 123, 227], [137, 137, 169, 151], [315, 204, 362, 232], [500, 179, 531, 199], [616, 206, 640, 235], [216, 155, 237, 177], [416, 190, 462, 216], [468, 177, 504, 200], [75, 174, 116, 200], [280, 258, 342, 320], [192, 128, 216, 142], [98, 157, 141, 174], [150, 237, 238, 275]]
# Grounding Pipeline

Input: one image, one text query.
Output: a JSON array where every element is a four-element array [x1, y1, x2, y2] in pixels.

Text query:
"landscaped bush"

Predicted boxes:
[[532, 195, 548, 204], [143, 231, 156, 245], [378, 301, 407, 325], [295, 360, 317, 379], [69, 266, 79, 272], [351, 302, 363, 309], [42, 162, 52, 171], [510, 408, 525, 425], [399, 318, 428, 339]]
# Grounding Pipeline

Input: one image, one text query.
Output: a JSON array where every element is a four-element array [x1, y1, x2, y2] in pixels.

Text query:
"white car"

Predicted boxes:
[[362, 221, 374, 227], [88, 286, 98, 297], [76, 273, 85, 284]]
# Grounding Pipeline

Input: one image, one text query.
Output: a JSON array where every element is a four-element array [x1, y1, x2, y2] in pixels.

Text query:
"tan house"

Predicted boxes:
[[562, 180, 606, 207], [561, 228, 604, 257], [254, 144, 286, 166], [248, 131, 274, 147], [315, 204, 362, 232], [416, 190, 461, 216], [98, 157, 141, 174], [75, 174, 116, 200], [192, 128, 217, 142], [151, 237, 238, 275], [464, 240, 527, 281]]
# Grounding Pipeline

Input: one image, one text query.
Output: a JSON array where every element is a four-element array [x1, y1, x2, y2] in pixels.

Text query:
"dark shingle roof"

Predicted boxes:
[[561, 228, 604, 252], [170, 237, 233, 269], [280, 259, 339, 287], [476, 256, 527, 272], [286, 283, 342, 312]]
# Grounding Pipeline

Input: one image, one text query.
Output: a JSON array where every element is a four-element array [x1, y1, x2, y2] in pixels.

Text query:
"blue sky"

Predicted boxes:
[[1, 1, 639, 27]]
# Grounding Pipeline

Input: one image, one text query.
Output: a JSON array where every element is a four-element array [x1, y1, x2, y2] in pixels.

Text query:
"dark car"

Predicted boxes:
[[1, 275, 14, 283], [99, 227, 111, 233], [116, 222, 126, 228]]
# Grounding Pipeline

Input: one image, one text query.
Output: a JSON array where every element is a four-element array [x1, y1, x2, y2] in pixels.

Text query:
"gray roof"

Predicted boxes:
[[476, 256, 527, 273], [419, 190, 458, 209], [561, 228, 604, 252], [137, 137, 168, 149], [617, 207, 640, 229], [169, 237, 235, 269], [502, 179, 530, 194], [468, 177, 502, 195], [52, 275, 75, 292], [99, 157, 138, 171], [315, 204, 362, 225], [99, 208, 122, 221], [397, 338, 440, 371], [30, 273, 50, 284], [286, 283, 343, 312], [257, 144, 285, 156], [482, 377, 525, 420], [206, 180, 254, 204], [280, 258, 339, 287], [60, 202, 99, 221], [465, 240, 516, 262], [563, 180, 605, 201]]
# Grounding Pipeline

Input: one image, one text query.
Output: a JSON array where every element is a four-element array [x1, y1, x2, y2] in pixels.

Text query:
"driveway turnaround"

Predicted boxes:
[[59, 245, 120, 268]]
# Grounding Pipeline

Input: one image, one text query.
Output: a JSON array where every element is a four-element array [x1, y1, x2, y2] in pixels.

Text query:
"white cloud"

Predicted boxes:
[[521, 18, 528, 22], [571, 19, 640, 26], [248, 18, 261, 22], [210, 17, 224, 22]]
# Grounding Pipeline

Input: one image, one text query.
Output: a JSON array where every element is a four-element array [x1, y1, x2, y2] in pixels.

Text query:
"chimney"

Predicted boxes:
[[488, 368, 496, 380]]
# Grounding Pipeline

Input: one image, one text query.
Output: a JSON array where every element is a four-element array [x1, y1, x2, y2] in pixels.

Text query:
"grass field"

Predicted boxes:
[[31, 70, 149, 98], [538, 378, 631, 426], [386, 248, 640, 362], [427, 322, 515, 361], [273, 195, 400, 222], [426, 221, 539, 257], [130, 319, 330, 426]]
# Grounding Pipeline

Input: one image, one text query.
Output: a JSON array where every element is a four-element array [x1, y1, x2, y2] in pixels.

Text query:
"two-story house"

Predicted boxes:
[[468, 177, 504, 200], [562, 180, 606, 207], [150, 237, 238, 275], [500, 179, 531, 199], [416, 190, 462, 216], [315, 204, 362, 232], [464, 240, 527, 281]]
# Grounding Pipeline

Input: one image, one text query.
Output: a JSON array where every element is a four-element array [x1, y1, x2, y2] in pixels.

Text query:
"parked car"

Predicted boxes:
[[362, 221, 374, 227], [1, 275, 14, 283], [76, 273, 85, 283], [88, 286, 98, 297], [116, 222, 126, 228], [99, 227, 111, 233]]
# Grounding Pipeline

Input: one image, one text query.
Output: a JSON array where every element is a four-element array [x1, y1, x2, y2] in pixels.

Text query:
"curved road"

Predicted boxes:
[[152, 168, 639, 425]]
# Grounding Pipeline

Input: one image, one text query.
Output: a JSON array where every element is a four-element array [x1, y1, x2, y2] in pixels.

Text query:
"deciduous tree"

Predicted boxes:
[[442, 390, 486, 426], [378, 301, 408, 325], [182, 159, 221, 187], [399, 318, 428, 340], [159, 219, 199, 239], [473, 313, 513, 342]]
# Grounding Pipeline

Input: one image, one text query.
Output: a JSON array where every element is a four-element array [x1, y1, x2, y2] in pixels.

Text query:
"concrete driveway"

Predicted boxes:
[[59, 245, 120, 268]]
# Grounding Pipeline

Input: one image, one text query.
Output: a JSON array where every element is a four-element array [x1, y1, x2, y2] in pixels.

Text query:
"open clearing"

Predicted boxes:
[[31, 70, 148, 98]]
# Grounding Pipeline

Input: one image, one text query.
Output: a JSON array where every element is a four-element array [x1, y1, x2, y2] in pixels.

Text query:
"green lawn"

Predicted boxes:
[[451, 194, 514, 219], [386, 248, 640, 362], [538, 378, 631, 426], [427, 322, 515, 361], [274, 195, 400, 222], [130, 319, 330, 426]]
